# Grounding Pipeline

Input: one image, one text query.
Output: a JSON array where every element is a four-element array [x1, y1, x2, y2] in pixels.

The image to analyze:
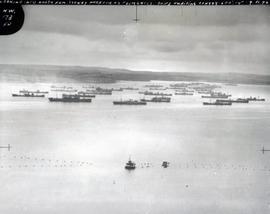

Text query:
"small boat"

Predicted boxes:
[[125, 158, 136, 170]]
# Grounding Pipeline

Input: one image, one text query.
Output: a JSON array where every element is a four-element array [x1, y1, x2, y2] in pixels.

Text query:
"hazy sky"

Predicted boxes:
[[0, 6, 270, 74]]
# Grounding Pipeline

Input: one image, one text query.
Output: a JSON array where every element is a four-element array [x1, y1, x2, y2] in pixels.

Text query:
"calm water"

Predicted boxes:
[[0, 81, 270, 214]]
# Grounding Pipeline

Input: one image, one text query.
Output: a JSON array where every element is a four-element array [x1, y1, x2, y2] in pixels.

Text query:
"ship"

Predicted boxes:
[[111, 88, 124, 91], [77, 91, 96, 98], [216, 98, 249, 103], [86, 87, 112, 95], [19, 89, 49, 94], [144, 84, 163, 88], [149, 87, 167, 90], [140, 97, 171, 103], [138, 91, 172, 96], [48, 94, 92, 102], [246, 97, 266, 101], [12, 92, 45, 97], [113, 99, 147, 105], [51, 88, 78, 92], [203, 101, 232, 106], [201, 92, 231, 99], [120, 87, 139, 90], [175, 92, 194, 96], [125, 158, 136, 170]]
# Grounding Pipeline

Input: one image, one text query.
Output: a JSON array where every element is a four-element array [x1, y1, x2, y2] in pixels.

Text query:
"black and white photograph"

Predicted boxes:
[[0, 4, 270, 214]]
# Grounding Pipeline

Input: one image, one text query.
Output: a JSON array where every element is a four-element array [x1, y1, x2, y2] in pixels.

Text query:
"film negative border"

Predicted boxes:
[[0, 0, 269, 5]]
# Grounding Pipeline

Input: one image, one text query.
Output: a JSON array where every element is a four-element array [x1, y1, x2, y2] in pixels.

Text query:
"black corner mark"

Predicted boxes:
[[0, 4, 24, 35]]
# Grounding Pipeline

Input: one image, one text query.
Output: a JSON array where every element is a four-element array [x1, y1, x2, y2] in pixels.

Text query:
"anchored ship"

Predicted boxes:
[[203, 101, 232, 106], [139, 91, 172, 96], [113, 99, 147, 105], [19, 89, 49, 94], [86, 87, 112, 95], [48, 94, 92, 102], [140, 97, 171, 103], [175, 92, 194, 96], [120, 87, 139, 90], [77, 91, 96, 98], [216, 98, 249, 103], [202, 92, 231, 99], [12, 92, 45, 97], [246, 97, 265, 101]]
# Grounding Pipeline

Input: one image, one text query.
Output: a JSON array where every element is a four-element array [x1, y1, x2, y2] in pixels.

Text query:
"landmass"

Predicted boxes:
[[0, 64, 270, 85]]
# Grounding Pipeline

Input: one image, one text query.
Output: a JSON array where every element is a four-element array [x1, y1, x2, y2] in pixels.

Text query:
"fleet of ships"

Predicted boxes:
[[11, 82, 266, 106]]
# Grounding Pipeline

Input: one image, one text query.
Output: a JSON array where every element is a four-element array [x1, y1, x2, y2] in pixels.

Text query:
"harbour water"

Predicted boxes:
[[0, 81, 270, 214]]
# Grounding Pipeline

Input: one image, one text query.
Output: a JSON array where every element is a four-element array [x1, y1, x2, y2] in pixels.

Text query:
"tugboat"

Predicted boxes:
[[125, 158, 136, 170], [162, 161, 169, 168]]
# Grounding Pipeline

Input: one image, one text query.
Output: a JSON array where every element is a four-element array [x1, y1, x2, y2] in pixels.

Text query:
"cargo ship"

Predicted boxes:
[[203, 101, 232, 106], [144, 84, 163, 88], [138, 91, 172, 96], [175, 92, 194, 96], [51, 88, 78, 92], [120, 87, 139, 90], [19, 89, 49, 94], [140, 97, 171, 103], [77, 91, 96, 98], [48, 94, 92, 102], [113, 99, 147, 105], [86, 87, 112, 95], [246, 97, 265, 101], [149, 87, 167, 90], [12, 92, 45, 97], [216, 98, 249, 103], [202, 92, 231, 99]]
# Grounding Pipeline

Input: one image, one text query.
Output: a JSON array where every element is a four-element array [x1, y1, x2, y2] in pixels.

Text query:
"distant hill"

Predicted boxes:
[[0, 64, 270, 85]]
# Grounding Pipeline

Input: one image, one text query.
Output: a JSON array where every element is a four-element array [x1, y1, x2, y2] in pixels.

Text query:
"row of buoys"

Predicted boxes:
[[136, 161, 270, 172], [0, 164, 91, 168], [0, 154, 92, 169]]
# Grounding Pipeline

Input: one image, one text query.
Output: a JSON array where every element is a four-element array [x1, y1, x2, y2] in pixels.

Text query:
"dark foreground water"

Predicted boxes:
[[0, 81, 270, 214]]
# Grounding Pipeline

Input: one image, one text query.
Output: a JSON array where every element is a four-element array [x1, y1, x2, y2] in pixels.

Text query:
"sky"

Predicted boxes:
[[0, 6, 270, 74]]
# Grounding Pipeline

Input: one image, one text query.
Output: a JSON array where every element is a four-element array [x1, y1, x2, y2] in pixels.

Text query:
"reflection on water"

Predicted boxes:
[[0, 81, 270, 214]]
